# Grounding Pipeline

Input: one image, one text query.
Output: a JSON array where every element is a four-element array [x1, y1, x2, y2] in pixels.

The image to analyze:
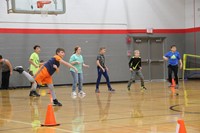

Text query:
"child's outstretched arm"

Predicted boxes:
[[60, 59, 78, 72], [163, 56, 168, 61], [83, 63, 89, 68]]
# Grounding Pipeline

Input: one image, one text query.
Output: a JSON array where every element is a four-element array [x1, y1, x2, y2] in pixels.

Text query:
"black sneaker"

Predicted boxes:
[[29, 91, 40, 97], [95, 89, 100, 93], [13, 66, 24, 74], [53, 99, 62, 106], [141, 86, 147, 90], [127, 86, 130, 91], [108, 88, 115, 92]]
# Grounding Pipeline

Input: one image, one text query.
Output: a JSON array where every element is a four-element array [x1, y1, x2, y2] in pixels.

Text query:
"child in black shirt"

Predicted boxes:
[[127, 50, 147, 91]]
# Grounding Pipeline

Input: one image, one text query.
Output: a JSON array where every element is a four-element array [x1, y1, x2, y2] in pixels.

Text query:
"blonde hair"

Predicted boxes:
[[134, 50, 140, 54]]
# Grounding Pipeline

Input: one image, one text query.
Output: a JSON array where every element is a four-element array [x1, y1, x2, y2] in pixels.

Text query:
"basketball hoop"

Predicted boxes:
[[37, 0, 51, 17], [37, 0, 51, 8]]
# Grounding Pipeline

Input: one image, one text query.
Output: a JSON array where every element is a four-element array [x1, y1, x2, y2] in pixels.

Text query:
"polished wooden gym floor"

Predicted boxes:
[[0, 81, 200, 133]]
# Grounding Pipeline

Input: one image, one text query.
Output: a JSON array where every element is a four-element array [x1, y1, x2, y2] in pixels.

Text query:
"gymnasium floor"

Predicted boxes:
[[0, 81, 200, 133]]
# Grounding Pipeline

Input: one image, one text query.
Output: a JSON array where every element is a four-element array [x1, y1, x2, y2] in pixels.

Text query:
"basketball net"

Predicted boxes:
[[37, 0, 51, 17]]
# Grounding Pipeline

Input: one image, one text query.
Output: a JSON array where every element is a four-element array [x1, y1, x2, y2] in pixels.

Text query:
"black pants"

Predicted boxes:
[[1, 71, 10, 89], [168, 65, 178, 85]]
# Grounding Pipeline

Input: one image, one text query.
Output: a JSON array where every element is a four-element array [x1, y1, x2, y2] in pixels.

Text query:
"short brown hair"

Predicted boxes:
[[99, 47, 106, 51], [56, 48, 65, 54], [171, 45, 176, 48]]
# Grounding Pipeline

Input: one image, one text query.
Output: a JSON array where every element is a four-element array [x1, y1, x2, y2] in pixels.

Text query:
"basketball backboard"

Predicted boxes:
[[7, 0, 66, 15]]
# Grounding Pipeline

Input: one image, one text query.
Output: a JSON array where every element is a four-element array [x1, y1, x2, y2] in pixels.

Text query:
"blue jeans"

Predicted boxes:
[[70, 71, 83, 92], [96, 67, 111, 90]]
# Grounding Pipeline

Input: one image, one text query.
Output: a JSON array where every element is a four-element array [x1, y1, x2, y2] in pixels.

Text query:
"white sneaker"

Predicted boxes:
[[78, 91, 86, 95], [71, 91, 77, 96]]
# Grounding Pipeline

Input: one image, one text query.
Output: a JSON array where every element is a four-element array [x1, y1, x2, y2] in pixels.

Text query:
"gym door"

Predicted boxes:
[[132, 37, 165, 81]]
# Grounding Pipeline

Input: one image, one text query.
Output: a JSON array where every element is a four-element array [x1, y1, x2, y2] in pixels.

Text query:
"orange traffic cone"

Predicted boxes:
[[176, 119, 187, 133], [41, 104, 60, 126], [171, 79, 176, 87]]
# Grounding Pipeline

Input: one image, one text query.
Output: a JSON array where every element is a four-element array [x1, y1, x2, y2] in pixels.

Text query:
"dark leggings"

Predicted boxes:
[[1, 71, 10, 89], [168, 65, 178, 84]]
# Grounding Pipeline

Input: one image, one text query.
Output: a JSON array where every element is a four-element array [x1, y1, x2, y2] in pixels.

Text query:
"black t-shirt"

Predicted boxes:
[[97, 54, 106, 68], [129, 57, 141, 70]]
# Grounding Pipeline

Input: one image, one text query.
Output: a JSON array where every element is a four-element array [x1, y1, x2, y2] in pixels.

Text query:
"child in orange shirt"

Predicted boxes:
[[14, 48, 77, 106]]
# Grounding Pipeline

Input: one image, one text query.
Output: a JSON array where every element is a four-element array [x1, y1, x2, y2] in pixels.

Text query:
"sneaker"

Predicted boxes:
[[78, 91, 86, 95], [140, 86, 147, 93], [141, 86, 147, 90], [95, 89, 100, 93], [108, 88, 115, 92], [13, 66, 24, 74], [71, 91, 77, 97], [127, 86, 130, 91], [53, 99, 62, 106], [29, 91, 40, 97]]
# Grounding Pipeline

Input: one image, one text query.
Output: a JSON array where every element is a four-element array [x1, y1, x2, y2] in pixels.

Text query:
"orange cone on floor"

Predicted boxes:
[[171, 78, 176, 87], [176, 119, 187, 133], [41, 104, 60, 126]]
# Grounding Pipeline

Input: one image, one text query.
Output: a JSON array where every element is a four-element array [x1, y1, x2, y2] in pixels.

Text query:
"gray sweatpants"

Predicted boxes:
[[128, 70, 144, 87], [22, 71, 57, 100]]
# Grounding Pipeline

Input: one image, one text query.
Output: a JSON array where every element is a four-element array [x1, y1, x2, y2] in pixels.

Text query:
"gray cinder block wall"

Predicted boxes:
[[0, 32, 190, 87]]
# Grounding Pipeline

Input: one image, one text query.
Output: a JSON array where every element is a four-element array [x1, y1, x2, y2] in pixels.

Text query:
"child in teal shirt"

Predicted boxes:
[[69, 46, 89, 97]]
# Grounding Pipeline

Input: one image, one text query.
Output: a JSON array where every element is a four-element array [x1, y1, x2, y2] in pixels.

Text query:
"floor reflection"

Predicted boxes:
[[29, 97, 41, 132], [128, 92, 147, 132], [96, 93, 112, 121], [0, 90, 12, 127], [72, 97, 85, 133], [128, 92, 144, 118]]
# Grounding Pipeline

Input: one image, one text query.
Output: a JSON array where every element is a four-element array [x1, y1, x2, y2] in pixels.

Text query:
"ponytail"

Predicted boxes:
[[74, 46, 80, 54]]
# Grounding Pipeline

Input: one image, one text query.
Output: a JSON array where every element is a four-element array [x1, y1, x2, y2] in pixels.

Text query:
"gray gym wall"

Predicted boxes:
[[0, 33, 187, 87], [185, 32, 200, 55]]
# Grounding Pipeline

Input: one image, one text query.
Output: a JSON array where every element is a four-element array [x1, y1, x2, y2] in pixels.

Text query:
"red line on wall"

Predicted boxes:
[[0, 28, 128, 34], [0, 27, 200, 34]]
